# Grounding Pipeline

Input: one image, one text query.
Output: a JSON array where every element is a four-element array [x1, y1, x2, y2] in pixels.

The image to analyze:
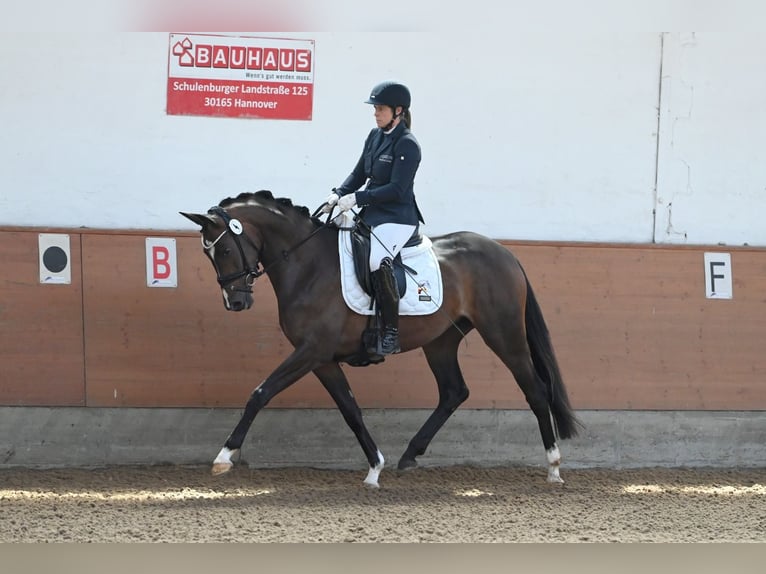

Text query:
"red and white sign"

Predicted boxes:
[[146, 238, 177, 288], [167, 33, 315, 120]]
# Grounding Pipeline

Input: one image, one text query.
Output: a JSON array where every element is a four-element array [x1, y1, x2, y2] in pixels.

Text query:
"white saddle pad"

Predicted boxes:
[[337, 217, 444, 316]]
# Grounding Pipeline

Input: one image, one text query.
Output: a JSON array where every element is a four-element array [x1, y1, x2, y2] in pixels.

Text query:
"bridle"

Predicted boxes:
[[203, 206, 264, 293], [202, 204, 333, 294]]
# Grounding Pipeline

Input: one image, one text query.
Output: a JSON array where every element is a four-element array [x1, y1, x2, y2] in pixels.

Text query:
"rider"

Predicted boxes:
[[323, 80, 424, 355]]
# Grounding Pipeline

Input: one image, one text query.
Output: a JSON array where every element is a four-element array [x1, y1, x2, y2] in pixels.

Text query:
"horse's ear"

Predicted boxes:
[[180, 212, 215, 229]]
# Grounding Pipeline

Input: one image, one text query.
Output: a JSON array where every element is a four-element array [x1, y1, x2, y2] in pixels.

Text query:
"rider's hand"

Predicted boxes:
[[320, 191, 339, 214], [338, 193, 357, 212]]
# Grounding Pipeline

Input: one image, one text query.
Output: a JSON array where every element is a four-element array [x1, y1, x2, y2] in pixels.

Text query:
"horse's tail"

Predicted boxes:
[[520, 265, 582, 440]]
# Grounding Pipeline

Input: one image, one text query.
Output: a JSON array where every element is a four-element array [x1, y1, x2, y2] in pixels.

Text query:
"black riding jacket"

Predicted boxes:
[[336, 121, 424, 227]]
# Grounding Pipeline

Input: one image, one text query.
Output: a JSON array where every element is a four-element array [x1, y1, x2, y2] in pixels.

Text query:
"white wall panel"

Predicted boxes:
[[655, 32, 766, 246], [1, 29, 764, 245]]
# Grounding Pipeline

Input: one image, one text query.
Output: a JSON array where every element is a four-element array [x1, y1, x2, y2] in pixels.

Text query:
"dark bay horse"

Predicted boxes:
[[181, 190, 581, 487]]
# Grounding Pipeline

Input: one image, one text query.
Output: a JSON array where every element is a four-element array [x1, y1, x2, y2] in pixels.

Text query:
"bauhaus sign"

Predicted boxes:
[[167, 33, 315, 120]]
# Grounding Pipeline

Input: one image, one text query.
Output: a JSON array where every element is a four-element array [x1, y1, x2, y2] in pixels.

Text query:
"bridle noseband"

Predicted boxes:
[[203, 206, 264, 293]]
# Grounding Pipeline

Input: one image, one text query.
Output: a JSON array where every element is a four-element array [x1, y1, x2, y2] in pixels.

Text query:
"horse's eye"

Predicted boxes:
[[222, 247, 232, 256]]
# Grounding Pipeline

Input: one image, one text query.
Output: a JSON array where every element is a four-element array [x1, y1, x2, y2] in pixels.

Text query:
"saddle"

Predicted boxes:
[[334, 214, 443, 368], [350, 221, 422, 300]]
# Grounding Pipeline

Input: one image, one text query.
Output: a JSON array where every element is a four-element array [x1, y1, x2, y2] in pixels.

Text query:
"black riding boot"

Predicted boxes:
[[371, 259, 401, 355]]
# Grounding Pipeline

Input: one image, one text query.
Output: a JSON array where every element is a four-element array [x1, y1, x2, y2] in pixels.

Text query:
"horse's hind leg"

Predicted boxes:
[[476, 323, 564, 483], [398, 326, 470, 471], [313, 363, 385, 488]]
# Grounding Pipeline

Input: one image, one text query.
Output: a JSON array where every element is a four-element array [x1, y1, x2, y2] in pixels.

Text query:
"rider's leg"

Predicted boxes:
[[371, 258, 400, 354], [369, 223, 416, 355]]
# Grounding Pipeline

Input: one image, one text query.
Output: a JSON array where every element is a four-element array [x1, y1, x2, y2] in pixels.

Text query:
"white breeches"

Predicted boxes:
[[369, 223, 417, 271]]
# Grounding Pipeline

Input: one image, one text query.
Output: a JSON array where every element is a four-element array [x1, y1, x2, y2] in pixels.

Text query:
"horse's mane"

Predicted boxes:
[[218, 190, 321, 227]]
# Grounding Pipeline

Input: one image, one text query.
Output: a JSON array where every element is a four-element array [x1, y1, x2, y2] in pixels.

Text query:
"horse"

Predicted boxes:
[[181, 190, 581, 488]]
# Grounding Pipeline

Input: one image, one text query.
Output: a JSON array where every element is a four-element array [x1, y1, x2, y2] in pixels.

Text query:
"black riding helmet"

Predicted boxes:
[[365, 81, 411, 109]]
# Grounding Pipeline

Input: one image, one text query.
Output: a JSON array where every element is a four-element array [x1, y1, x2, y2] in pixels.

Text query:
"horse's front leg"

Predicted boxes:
[[313, 363, 384, 488], [212, 347, 317, 476]]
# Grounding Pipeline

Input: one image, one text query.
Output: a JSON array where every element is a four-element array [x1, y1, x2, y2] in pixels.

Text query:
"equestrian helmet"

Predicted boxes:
[[365, 81, 411, 109]]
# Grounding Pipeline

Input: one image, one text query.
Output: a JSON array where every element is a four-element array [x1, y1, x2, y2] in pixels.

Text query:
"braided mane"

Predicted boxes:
[[219, 190, 319, 225]]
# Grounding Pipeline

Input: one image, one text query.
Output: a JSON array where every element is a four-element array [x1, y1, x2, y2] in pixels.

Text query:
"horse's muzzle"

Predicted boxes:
[[224, 292, 253, 312]]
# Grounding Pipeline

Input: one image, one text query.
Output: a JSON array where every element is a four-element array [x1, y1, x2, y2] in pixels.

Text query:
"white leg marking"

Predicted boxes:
[[546, 444, 564, 483], [211, 446, 238, 476], [363, 450, 385, 488]]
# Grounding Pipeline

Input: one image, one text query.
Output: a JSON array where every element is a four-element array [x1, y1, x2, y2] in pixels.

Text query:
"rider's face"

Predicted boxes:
[[373, 104, 399, 129]]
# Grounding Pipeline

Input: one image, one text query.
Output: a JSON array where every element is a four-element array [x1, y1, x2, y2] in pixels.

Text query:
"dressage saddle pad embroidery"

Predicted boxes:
[[338, 226, 444, 316]]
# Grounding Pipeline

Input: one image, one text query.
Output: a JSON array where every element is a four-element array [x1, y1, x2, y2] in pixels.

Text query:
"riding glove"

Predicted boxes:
[[338, 193, 357, 212], [319, 191, 340, 214]]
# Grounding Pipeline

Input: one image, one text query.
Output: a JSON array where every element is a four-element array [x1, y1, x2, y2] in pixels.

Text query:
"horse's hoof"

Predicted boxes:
[[363, 479, 380, 489], [397, 458, 418, 472], [211, 462, 233, 476], [547, 465, 564, 484]]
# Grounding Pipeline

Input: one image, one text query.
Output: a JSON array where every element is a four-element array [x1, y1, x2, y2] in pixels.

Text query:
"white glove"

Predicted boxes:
[[320, 192, 339, 214], [338, 193, 357, 212]]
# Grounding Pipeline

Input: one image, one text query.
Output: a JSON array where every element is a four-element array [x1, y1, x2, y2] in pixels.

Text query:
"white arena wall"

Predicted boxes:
[[1, 31, 764, 245]]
